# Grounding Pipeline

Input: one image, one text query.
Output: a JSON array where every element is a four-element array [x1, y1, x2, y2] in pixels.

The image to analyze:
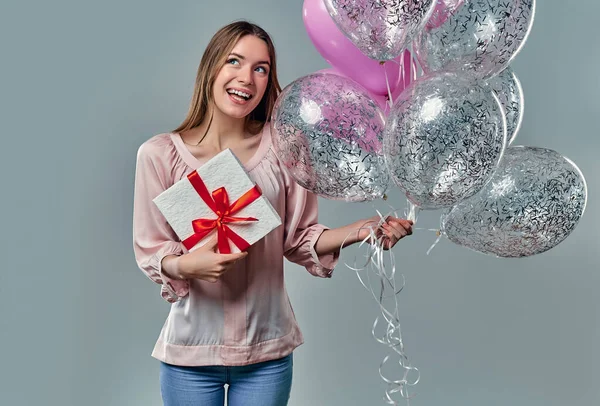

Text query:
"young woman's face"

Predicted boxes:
[[212, 35, 271, 120]]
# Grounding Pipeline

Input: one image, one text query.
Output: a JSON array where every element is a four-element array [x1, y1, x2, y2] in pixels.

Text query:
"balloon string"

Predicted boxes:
[[406, 201, 419, 224], [408, 42, 423, 79], [337, 202, 445, 403], [399, 50, 406, 96], [382, 63, 394, 114], [426, 231, 443, 256], [400, 200, 444, 255], [383, 197, 444, 255], [342, 210, 419, 405]]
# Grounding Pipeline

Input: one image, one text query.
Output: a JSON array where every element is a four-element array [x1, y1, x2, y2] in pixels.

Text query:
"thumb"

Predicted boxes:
[[220, 251, 248, 263]]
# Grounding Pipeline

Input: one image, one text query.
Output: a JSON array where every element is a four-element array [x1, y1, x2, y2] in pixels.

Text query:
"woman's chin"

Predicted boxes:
[[216, 103, 255, 120]]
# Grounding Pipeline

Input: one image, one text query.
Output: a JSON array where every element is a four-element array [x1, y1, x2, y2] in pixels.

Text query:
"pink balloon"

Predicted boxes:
[[425, 0, 465, 30], [303, 0, 403, 96], [317, 50, 417, 116]]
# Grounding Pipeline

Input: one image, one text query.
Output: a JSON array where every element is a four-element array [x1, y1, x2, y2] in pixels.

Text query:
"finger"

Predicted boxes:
[[205, 273, 219, 283], [382, 237, 394, 250], [395, 218, 412, 229], [219, 251, 248, 264], [395, 219, 413, 235], [381, 228, 398, 244], [384, 222, 401, 238], [391, 225, 409, 241], [398, 216, 414, 226], [218, 265, 231, 275], [388, 220, 404, 238], [203, 234, 219, 252]]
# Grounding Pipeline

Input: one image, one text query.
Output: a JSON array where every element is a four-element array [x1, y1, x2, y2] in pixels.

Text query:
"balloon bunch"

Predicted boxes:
[[272, 0, 588, 259], [406, 0, 586, 258], [270, 1, 587, 404]]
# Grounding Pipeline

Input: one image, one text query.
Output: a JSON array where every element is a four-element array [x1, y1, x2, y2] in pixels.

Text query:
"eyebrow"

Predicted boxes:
[[229, 52, 270, 66]]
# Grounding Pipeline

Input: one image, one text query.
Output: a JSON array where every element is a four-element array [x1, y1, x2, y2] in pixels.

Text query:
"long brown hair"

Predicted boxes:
[[173, 21, 281, 135]]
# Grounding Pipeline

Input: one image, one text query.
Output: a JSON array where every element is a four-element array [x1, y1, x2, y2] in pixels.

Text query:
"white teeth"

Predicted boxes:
[[227, 89, 251, 99]]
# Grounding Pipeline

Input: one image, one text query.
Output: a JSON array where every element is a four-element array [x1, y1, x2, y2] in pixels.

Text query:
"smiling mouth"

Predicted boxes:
[[227, 89, 253, 101]]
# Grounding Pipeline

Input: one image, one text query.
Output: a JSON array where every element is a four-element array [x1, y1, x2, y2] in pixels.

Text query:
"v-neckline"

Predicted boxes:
[[170, 124, 271, 172]]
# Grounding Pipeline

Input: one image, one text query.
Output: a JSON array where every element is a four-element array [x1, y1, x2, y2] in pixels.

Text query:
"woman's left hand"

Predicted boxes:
[[357, 216, 414, 250]]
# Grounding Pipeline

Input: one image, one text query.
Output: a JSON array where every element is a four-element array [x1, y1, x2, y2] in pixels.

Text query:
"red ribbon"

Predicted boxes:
[[182, 170, 261, 253]]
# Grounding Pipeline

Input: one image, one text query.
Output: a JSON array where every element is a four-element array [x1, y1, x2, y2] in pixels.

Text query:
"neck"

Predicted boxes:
[[200, 106, 248, 149]]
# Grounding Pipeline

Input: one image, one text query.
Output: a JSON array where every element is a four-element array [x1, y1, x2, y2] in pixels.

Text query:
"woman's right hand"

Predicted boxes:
[[177, 235, 248, 283]]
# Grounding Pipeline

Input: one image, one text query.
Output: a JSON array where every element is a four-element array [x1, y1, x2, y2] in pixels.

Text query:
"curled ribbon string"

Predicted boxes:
[[398, 201, 445, 256], [343, 210, 419, 405], [399, 200, 443, 256], [346, 48, 444, 405], [182, 170, 261, 253], [341, 198, 446, 405], [382, 61, 394, 114]]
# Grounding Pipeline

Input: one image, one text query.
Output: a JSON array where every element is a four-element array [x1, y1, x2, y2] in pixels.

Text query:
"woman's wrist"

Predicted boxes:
[[315, 218, 372, 256], [355, 216, 381, 242], [161, 254, 187, 280]]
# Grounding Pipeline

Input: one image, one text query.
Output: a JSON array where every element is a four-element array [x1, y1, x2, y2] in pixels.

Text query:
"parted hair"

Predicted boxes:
[[173, 21, 281, 135]]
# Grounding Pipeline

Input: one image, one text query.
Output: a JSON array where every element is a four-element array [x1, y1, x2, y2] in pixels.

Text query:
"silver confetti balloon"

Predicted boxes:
[[413, 0, 536, 79], [441, 146, 587, 257], [384, 72, 507, 209], [483, 67, 524, 145], [271, 72, 389, 202], [324, 0, 436, 61], [425, 0, 465, 29]]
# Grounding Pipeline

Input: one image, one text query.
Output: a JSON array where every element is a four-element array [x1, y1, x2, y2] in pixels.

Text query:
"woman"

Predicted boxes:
[[133, 20, 413, 406]]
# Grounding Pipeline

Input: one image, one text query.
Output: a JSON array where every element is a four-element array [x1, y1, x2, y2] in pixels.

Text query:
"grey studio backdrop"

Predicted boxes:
[[1, 1, 598, 405]]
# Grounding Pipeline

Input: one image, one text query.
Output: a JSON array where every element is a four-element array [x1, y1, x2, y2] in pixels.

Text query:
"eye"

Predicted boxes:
[[226, 58, 240, 65], [255, 66, 268, 74]]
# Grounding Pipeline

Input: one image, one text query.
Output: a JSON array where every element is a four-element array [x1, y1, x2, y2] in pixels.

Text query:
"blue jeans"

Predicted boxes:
[[159, 353, 293, 405]]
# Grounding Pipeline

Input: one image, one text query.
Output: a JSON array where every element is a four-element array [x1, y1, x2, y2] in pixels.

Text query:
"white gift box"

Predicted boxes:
[[153, 149, 282, 253]]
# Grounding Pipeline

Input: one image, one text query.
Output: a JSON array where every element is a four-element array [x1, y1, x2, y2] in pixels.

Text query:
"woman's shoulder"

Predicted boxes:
[[136, 133, 178, 163], [138, 133, 174, 154]]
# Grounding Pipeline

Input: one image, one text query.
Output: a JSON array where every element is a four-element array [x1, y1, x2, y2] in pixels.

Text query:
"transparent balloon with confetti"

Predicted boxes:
[[383, 72, 507, 211], [271, 72, 390, 202], [413, 0, 536, 79], [441, 146, 587, 257], [324, 0, 436, 61], [483, 66, 525, 145]]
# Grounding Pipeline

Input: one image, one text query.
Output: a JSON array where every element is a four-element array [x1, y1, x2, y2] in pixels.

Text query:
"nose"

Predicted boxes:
[[237, 66, 253, 86]]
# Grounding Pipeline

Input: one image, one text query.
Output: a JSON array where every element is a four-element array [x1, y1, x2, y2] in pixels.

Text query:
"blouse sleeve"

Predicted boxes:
[[282, 172, 340, 278], [132, 140, 190, 303]]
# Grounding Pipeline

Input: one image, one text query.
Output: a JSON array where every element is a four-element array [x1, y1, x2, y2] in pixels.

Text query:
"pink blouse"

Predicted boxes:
[[132, 124, 339, 366]]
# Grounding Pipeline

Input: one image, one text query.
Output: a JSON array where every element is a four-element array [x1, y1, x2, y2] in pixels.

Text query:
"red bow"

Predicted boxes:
[[182, 170, 261, 253]]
